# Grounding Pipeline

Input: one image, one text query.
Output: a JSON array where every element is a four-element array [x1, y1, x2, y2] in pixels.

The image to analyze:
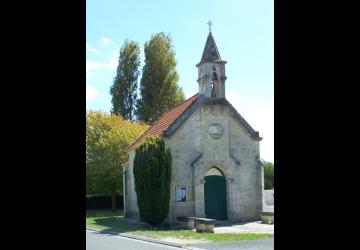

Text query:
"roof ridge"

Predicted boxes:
[[162, 94, 200, 134], [141, 93, 198, 134], [157, 93, 198, 119], [126, 93, 199, 152]]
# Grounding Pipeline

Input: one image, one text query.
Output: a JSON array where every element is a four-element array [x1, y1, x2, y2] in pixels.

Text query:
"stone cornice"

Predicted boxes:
[[191, 152, 203, 168], [163, 95, 206, 137], [163, 94, 262, 142], [230, 151, 241, 166]]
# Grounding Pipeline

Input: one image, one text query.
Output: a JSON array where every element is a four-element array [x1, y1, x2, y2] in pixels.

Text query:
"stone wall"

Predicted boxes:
[[124, 150, 140, 220], [124, 102, 263, 225]]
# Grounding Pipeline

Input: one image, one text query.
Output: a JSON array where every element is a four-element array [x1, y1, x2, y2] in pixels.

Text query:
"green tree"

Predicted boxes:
[[137, 32, 185, 123], [86, 111, 148, 211], [110, 40, 141, 120], [133, 136, 172, 226], [263, 160, 274, 190]]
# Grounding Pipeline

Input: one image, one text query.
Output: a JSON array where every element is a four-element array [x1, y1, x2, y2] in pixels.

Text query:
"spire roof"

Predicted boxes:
[[200, 32, 221, 63]]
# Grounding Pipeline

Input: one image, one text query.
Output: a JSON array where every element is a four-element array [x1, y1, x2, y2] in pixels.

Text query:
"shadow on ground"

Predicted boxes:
[[88, 215, 273, 244], [92, 216, 175, 234], [92, 217, 272, 234]]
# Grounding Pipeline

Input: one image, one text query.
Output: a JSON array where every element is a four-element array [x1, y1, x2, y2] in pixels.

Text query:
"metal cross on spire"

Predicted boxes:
[[207, 20, 212, 33]]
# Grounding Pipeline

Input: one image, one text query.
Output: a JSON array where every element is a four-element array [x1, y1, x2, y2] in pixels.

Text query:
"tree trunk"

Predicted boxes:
[[112, 194, 116, 212]]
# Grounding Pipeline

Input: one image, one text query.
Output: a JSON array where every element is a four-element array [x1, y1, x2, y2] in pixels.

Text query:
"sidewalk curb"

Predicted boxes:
[[86, 227, 186, 248]]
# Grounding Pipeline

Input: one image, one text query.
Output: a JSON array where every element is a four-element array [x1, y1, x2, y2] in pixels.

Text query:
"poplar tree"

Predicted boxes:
[[137, 32, 185, 123], [110, 40, 141, 120]]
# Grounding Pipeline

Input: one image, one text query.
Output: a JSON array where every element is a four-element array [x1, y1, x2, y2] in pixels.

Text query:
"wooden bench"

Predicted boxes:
[[260, 211, 274, 224], [177, 217, 216, 233]]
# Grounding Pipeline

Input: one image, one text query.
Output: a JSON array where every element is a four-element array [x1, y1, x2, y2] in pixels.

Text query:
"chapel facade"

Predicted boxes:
[[123, 30, 264, 225]]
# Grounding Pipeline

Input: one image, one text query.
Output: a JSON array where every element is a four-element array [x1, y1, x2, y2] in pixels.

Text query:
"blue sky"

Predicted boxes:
[[86, 0, 273, 162]]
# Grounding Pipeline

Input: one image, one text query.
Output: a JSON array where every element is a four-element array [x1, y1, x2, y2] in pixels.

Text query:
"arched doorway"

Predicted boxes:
[[204, 167, 227, 220]]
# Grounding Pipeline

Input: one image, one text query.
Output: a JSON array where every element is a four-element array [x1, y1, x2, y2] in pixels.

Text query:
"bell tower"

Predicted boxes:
[[196, 21, 227, 99]]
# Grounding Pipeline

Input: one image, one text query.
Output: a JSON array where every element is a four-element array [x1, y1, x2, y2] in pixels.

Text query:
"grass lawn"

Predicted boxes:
[[86, 209, 273, 243], [131, 230, 272, 242], [86, 209, 149, 232]]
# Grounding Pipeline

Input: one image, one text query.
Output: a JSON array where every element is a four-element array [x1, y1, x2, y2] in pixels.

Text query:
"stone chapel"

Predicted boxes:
[[123, 29, 264, 225]]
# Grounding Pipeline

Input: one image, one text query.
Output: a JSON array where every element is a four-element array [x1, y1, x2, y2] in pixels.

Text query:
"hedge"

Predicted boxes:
[[86, 195, 123, 210]]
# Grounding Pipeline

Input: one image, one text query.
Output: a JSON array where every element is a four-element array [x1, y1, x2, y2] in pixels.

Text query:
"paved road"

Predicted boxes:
[[86, 230, 180, 250], [87, 230, 273, 250], [188, 238, 274, 250]]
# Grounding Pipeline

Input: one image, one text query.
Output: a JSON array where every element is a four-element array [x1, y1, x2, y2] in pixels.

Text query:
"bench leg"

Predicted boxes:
[[196, 223, 205, 233], [187, 219, 195, 230], [205, 224, 214, 233], [261, 215, 274, 224]]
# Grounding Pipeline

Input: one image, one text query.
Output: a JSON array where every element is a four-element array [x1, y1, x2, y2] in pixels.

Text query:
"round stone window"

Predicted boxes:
[[208, 124, 223, 139]]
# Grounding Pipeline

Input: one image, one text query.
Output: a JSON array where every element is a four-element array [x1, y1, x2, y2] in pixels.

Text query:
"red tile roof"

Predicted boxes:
[[127, 93, 199, 152]]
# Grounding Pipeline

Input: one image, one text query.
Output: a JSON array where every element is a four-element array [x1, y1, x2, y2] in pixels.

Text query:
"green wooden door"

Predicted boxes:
[[204, 175, 227, 220]]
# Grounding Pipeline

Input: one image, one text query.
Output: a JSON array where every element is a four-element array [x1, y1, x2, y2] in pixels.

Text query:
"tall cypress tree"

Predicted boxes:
[[110, 40, 140, 120], [133, 136, 172, 226], [137, 32, 185, 123]]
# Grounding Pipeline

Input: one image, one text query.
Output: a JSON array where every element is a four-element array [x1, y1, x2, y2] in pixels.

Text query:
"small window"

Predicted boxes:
[[211, 82, 216, 98], [212, 72, 218, 80], [176, 187, 186, 202]]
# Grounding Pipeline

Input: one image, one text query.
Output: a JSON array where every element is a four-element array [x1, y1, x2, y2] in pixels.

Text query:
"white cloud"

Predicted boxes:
[[86, 60, 105, 74], [101, 36, 112, 45], [88, 48, 100, 53], [86, 43, 100, 53], [86, 45, 118, 80], [86, 55, 118, 79], [86, 86, 99, 101]]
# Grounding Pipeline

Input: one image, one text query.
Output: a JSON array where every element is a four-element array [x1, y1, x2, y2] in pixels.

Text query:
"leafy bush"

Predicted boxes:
[[263, 161, 274, 190], [133, 136, 172, 226], [86, 111, 148, 210]]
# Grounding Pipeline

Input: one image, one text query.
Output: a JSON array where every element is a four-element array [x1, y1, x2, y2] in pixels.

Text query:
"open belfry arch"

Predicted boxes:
[[123, 22, 264, 225]]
